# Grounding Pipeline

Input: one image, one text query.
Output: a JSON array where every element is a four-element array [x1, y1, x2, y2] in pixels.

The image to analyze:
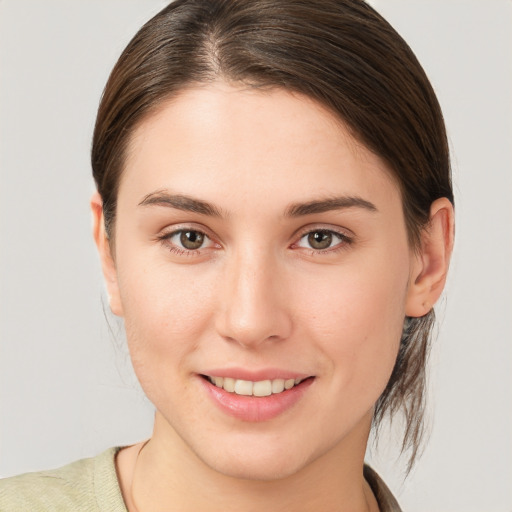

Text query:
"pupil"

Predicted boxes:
[[180, 231, 204, 249], [308, 231, 332, 250]]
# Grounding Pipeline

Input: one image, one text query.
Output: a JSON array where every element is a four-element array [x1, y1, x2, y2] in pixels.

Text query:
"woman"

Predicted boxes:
[[0, 1, 454, 510]]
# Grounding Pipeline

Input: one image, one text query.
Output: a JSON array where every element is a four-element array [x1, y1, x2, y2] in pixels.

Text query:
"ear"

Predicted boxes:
[[406, 197, 455, 317], [91, 192, 124, 317]]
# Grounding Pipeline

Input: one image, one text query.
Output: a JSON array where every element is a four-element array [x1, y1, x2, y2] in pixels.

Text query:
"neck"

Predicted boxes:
[[124, 412, 379, 512]]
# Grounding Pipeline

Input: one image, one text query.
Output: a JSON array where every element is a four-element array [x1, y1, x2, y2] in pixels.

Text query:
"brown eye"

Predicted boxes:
[[296, 229, 348, 252], [179, 230, 205, 250], [307, 231, 332, 250], [163, 228, 217, 255]]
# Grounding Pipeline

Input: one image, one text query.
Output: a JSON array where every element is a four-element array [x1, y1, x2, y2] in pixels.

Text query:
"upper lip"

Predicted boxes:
[[200, 367, 311, 382]]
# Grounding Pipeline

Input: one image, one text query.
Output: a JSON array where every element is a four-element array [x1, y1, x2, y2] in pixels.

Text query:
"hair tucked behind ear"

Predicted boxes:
[[91, 0, 453, 471]]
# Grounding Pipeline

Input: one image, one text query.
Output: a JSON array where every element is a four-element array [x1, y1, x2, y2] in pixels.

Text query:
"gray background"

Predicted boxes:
[[1, 1, 511, 510]]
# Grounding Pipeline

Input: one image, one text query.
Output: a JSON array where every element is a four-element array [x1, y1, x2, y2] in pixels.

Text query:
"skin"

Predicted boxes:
[[92, 82, 454, 511]]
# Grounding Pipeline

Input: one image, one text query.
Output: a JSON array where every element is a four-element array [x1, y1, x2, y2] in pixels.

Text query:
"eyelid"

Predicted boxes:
[[157, 222, 217, 240], [292, 223, 354, 241]]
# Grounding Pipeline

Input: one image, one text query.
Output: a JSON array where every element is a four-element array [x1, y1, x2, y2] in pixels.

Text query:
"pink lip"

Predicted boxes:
[[201, 367, 310, 381], [199, 374, 314, 422]]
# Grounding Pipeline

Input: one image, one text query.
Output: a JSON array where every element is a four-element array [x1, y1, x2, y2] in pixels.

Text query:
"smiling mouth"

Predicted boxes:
[[202, 375, 311, 397]]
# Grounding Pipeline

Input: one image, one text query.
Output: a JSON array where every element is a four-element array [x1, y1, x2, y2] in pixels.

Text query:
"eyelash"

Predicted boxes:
[[294, 228, 353, 255], [157, 228, 217, 257], [157, 227, 353, 257]]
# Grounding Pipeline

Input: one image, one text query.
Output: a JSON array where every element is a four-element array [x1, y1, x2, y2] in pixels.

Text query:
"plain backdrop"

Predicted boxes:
[[0, 1, 511, 511]]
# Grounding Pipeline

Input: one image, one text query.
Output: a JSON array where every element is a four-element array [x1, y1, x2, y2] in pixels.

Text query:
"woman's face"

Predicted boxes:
[[104, 82, 422, 480]]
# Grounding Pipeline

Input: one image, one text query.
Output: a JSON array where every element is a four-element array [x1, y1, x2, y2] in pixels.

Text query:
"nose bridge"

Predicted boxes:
[[216, 243, 291, 347]]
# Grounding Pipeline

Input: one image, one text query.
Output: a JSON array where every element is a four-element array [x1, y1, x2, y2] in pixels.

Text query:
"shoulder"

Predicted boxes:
[[0, 447, 127, 512]]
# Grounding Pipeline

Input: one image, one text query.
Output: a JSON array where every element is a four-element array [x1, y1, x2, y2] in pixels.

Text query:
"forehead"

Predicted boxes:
[[120, 82, 400, 214]]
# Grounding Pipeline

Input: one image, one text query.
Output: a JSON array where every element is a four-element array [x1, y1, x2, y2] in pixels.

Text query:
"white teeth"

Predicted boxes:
[[208, 375, 306, 396], [234, 379, 253, 396], [223, 377, 235, 392], [253, 380, 272, 397], [284, 379, 295, 390], [271, 379, 285, 394]]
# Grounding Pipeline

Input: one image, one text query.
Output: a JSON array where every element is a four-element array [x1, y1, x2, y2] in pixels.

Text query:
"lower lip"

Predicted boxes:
[[200, 377, 314, 422]]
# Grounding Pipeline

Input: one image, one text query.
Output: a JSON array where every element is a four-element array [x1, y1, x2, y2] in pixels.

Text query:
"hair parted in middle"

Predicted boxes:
[[92, 0, 453, 472]]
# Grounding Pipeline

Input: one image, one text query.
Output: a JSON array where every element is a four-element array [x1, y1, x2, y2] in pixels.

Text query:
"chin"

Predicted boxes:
[[189, 427, 335, 483], [203, 449, 310, 482]]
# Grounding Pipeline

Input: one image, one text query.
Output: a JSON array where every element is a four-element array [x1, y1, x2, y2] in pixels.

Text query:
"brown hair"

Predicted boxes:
[[92, 0, 453, 471]]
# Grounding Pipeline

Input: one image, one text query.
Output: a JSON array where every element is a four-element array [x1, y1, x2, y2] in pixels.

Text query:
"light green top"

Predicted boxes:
[[0, 447, 127, 512], [0, 448, 402, 511]]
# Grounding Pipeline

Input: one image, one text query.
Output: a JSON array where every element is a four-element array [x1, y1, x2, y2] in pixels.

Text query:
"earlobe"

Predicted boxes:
[[405, 197, 455, 317], [90, 192, 124, 317]]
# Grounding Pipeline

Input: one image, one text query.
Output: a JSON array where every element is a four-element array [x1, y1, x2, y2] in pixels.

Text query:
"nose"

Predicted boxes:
[[215, 247, 292, 348]]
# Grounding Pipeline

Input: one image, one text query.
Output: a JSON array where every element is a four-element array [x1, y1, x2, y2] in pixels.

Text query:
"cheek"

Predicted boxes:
[[296, 253, 409, 395], [115, 256, 217, 388], [118, 242, 213, 328]]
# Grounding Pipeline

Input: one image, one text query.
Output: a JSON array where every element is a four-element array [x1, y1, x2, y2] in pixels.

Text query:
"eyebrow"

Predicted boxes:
[[285, 196, 377, 217], [138, 191, 223, 217], [138, 190, 377, 218]]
